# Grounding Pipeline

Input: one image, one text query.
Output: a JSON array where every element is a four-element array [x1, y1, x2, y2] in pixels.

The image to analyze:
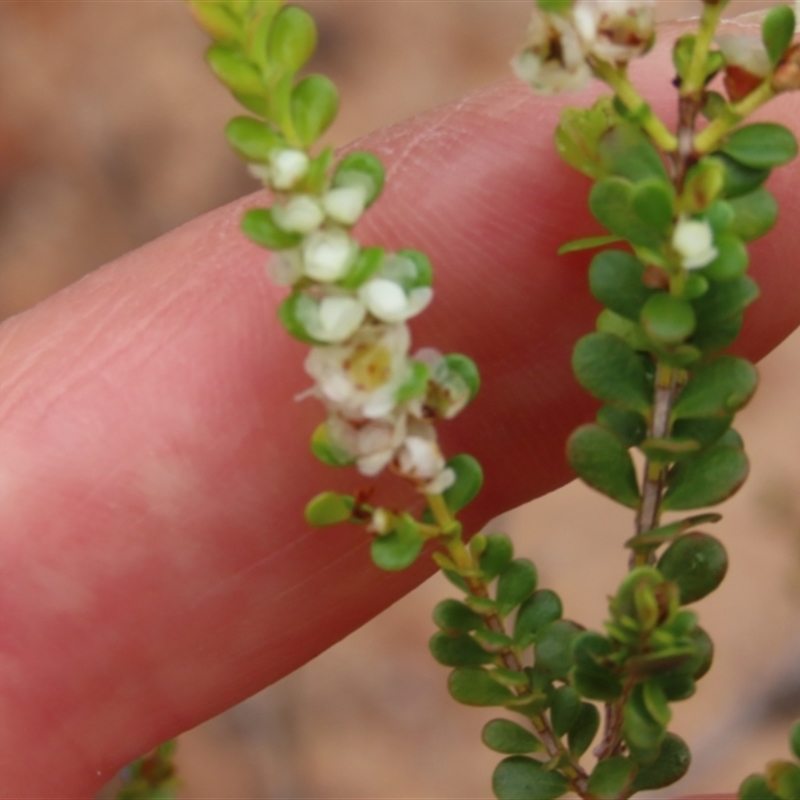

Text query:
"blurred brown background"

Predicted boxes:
[[1, 1, 799, 797]]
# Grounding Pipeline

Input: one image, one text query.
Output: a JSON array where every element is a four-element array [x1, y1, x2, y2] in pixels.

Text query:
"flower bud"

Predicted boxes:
[[573, 0, 656, 65], [302, 228, 359, 282], [272, 195, 325, 234], [717, 34, 771, 101], [269, 148, 310, 190], [772, 43, 800, 93], [322, 185, 368, 226], [672, 217, 718, 271], [358, 278, 433, 323]]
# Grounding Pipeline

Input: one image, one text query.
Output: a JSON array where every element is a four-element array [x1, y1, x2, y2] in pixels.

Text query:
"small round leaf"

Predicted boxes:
[[370, 515, 424, 572], [587, 757, 636, 800], [448, 667, 514, 707], [304, 492, 354, 527], [432, 599, 483, 634], [482, 719, 544, 755], [333, 151, 386, 206], [673, 356, 758, 419], [514, 590, 563, 647], [429, 632, 494, 668], [641, 294, 696, 345], [291, 75, 339, 147], [442, 454, 483, 512], [630, 733, 691, 792], [662, 444, 749, 510], [492, 756, 570, 800], [497, 559, 538, 614], [722, 123, 798, 169], [568, 702, 601, 758], [268, 6, 317, 74], [658, 533, 728, 604]]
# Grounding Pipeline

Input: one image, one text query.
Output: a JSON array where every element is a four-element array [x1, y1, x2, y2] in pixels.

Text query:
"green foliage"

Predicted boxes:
[[333, 151, 386, 206], [225, 116, 283, 161], [572, 333, 652, 413], [641, 294, 696, 346], [339, 246, 385, 289], [791, 720, 800, 760], [709, 153, 771, 199], [268, 5, 317, 74], [370, 514, 425, 571], [762, 5, 796, 66], [492, 756, 570, 800], [702, 233, 749, 281], [304, 492, 354, 526], [567, 702, 601, 758], [623, 682, 668, 762], [740, 774, 780, 800], [433, 599, 484, 634], [310, 422, 355, 466], [496, 559, 538, 615], [558, 234, 622, 255], [589, 177, 667, 249], [571, 632, 624, 702], [567, 424, 641, 508], [722, 124, 798, 170], [291, 75, 339, 146], [442, 454, 484, 512], [444, 354, 481, 403], [630, 733, 691, 792], [727, 189, 779, 241], [482, 719, 545, 755], [514, 590, 563, 648], [534, 620, 582, 681], [587, 757, 636, 800], [429, 631, 494, 667], [549, 686, 581, 737], [662, 441, 749, 510], [479, 533, 515, 581], [597, 405, 647, 447], [242, 208, 302, 249], [448, 667, 515, 707], [673, 356, 758, 420], [116, 741, 179, 800]]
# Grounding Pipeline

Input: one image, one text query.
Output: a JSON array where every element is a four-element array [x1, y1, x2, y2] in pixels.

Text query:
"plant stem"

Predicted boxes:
[[427, 497, 590, 795], [694, 80, 777, 154], [682, 1, 724, 98], [590, 59, 678, 153]]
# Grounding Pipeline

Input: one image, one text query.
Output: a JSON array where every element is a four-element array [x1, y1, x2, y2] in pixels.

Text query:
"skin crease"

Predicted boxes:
[[0, 18, 797, 800]]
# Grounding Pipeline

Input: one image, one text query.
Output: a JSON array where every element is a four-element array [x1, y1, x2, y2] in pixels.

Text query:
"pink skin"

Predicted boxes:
[[0, 21, 797, 799]]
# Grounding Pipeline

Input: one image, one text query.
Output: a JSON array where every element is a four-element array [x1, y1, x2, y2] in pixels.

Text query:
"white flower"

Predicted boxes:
[[672, 217, 718, 271], [327, 414, 407, 477], [304, 324, 412, 420], [368, 508, 395, 535], [322, 185, 368, 226], [717, 34, 771, 79], [415, 348, 471, 420], [422, 467, 456, 496], [302, 228, 359, 282], [270, 149, 310, 190], [394, 422, 454, 493], [295, 294, 367, 343], [512, 10, 592, 95], [272, 195, 325, 234], [267, 250, 304, 286], [573, 0, 656, 65], [358, 278, 433, 323]]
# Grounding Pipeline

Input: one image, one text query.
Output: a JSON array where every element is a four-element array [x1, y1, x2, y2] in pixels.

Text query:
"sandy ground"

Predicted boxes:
[[2, 1, 798, 797]]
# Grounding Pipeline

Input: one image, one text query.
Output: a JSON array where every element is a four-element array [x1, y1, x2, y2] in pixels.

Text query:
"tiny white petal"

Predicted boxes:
[[422, 467, 456, 496], [303, 229, 359, 282], [397, 434, 446, 483], [672, 217, 718, 271], [267, 250, 303, 286], [315, 296, 367, 342], [717, 33, 771, 78], [272, 195, 325, 234], [359, 279, 409, 322], [323, 185, 368, 226], [270, 149, 310, 190]]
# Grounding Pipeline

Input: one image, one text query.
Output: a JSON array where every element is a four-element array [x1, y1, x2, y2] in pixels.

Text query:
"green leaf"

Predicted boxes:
[[558, 234, 623, 255], [482, 719, 545, 755], [572, 333, 652, 413], [442, 353, 481, 404], [310, 421, 354, 466], [268, 5, 317, 74], [682, 159, 725, 213], [448, 667, 515, 707], [225, 116, 283, 162], [432, 599, 483, 634], [740, 774, 780, 800], [550, 686, 581, 737], [514, 590, 563, 647], [623, 683, 666, 761], [596, 309, 651, 351], [671, 416, 732, 451], [769, 761, 800, 800], [691, 277, 759, 348], [722, 123, 798, 169], [395, 361, 429, 405], [597, 406, 647, 447], [639, 436, 700, 462], [568, 702, 601, 758], [589, 177, 664, 248], [339, 246, 385, 290], [188, 1, 242, 42], [642, 679, 671, 727], [708, 153, 771, 199], [631, 179, 675, 235], [673, 356, 758, 419], [630, 733, 691, 792], [496, 559, 538, 615], [657, 533, 728, 604], [442, 454, 483, 512], [571, 632, 624, 701], [206, 43, 265, 96], [763, 5, 796, 66], [429, 631, 494, 668], [702, 233, 749, 282], [641, 294, 696, 346], [291, 75, 339, 147], [370, 515, 424, 571], [625, 512, 722, 550], [691, 313, 743, 355], [537, 0, 575, 12], [728, 188, 778, 241], [554, 98, 616, 180], [567, 424, 641, 509], [587, 757, 636, 800], [242, 208, 302, 250], [598, 119, 670, 183], [304, 492, 354, 526], [333, 151, 386, 206], [791, 720, 800, 761], [492, 756, 570, 800], [663, 443, 749, 510], [534, 620, 581, 681], [479, 533, 515, 581]]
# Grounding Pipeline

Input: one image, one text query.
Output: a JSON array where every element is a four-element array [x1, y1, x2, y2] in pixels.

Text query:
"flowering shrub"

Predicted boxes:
[[120, 1, 800, 798]]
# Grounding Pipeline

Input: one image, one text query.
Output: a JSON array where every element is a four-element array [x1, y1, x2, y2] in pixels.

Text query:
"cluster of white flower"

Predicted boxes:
[[513, 0, 656, 95], [257, 147, 475, 495], [671, 216, 718, 271]]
